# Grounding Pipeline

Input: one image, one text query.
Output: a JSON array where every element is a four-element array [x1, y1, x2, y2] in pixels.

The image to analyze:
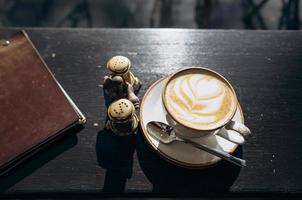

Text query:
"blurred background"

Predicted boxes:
[[0, 0, 301, 29]]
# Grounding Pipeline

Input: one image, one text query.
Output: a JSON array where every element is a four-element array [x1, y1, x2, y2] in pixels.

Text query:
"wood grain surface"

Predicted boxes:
[[0, 28, 302, 198]]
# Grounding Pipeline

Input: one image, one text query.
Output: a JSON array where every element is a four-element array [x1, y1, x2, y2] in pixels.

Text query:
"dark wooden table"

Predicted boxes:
[[0, 28, 302, 199]]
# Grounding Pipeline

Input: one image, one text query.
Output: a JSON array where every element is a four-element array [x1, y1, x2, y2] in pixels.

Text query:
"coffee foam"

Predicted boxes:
[[164, 71, 236, 130]]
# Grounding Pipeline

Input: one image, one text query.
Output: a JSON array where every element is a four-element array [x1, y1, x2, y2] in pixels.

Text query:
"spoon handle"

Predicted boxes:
[[183, 139, 246, 167]]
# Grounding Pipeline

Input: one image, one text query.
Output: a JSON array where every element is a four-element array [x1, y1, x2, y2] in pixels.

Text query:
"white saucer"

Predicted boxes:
[[139, 77, 245, 168]]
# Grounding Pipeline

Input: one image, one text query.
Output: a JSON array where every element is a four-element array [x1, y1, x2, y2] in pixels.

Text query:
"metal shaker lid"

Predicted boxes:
[[108, 98, 135, 122], [106, 56, 131, 74]]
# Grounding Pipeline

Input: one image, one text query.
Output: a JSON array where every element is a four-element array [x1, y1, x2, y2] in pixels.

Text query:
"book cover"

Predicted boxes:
[[0, 30, 85, 176]]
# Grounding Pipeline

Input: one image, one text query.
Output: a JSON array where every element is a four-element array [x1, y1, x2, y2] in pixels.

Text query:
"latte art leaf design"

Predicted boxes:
[[166, 74, 234, 128]]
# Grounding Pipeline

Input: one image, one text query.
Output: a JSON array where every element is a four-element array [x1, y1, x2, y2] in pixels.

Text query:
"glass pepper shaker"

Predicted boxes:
[[106, 99, 139, 136], [106, 55, 141, 92]]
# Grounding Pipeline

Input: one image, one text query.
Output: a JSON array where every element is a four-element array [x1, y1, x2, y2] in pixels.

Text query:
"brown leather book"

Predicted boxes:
[[0, 31, 85, 176]]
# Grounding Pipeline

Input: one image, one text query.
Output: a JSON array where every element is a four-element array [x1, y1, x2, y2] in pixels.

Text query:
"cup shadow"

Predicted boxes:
[[0, 125, 82, 192], [136, 127, 242, 196], [96, 128, 136, 193]]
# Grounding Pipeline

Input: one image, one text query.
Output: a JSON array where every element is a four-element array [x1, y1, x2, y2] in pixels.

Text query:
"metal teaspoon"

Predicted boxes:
[[147, 121, 246, 167]]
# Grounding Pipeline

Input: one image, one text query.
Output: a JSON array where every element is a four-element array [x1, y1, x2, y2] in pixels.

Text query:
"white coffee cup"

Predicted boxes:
[[162, 67, 251, 144]]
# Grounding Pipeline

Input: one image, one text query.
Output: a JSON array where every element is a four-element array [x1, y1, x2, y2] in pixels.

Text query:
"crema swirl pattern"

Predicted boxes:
[[165, 73, 236, 130]]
